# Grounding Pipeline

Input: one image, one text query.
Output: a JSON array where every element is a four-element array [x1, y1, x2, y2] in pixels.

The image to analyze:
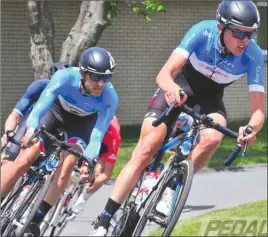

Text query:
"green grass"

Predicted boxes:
[[150, 200, 267, 236], [113, 120, 267, 177]]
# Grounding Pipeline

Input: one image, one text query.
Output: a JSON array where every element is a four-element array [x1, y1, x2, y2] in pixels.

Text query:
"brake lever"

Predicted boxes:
[[241, 141, 248, 158], [241, 125, 253, 158]]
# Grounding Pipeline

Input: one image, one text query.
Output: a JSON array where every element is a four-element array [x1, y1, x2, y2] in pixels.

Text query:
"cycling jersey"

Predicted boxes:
[[13, 79, 49, 116], [175, 20, 264, 93], [99, 116, 121, 164], [26, 67, 119, 161]]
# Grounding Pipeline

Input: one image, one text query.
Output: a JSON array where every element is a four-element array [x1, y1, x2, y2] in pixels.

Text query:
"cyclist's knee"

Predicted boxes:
[[132, 134, 163, 169], [200, 132, 223, 151], [15, 143, 41, 169]]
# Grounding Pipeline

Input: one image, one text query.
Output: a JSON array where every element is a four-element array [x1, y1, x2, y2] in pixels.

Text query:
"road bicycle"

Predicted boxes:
[[1, 125, 97, 236], [110, 101, 251, 237]]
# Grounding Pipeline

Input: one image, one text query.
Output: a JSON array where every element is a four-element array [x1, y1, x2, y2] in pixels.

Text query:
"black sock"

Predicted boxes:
[[31, 201, 52, 225], [98, 198, 121, 229]]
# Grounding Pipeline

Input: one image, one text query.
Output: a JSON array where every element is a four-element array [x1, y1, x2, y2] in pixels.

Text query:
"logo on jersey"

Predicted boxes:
[[203, 30, 212, 38], [20, 99, 29, 107], [256, 64, 261, 82], [58, 95, 95, 116], [45, 82, 60, 96], [107, 154, 116, 163]]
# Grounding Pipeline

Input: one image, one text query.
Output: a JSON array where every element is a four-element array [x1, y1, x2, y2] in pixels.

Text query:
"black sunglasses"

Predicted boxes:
[[88, 72, 112, 82], [227, 27, 256, 40]]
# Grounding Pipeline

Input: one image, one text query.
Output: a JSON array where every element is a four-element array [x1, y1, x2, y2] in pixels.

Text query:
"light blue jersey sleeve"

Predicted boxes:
[[84, 83, 119, 160], [246, 41, 265, 93], [175, 21, 209, 59], [26, 70, 66, 131]]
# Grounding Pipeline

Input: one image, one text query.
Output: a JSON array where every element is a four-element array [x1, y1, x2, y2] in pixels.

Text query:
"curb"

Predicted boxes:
[[198, 163, 267, 174]]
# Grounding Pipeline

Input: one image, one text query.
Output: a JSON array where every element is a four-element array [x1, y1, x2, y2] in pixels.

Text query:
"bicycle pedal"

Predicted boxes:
[[149, 211, 168, 228]]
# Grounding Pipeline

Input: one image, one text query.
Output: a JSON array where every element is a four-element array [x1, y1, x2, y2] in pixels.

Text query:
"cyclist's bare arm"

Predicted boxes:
[[156, 51, 188, 105], [4, 111, 21, 132], [238, 91, 265, 146], [1, 111, 22, 146], [87, 159, 115, 194], [248, 91, 265, 132]]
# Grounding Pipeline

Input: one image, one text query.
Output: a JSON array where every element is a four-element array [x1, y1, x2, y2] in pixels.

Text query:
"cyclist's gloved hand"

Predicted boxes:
[[164, 84, 187, 106], [237, 125, 256, 146]]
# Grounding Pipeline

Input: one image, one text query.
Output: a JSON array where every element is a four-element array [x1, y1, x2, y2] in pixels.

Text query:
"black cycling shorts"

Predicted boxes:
[[145, 73, 227, 129]]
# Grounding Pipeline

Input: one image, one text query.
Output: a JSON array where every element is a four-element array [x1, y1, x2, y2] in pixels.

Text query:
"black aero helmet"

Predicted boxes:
[[79, 47, 115, 75], [216, 0, 260, 30], [49, 61, 72, 79]]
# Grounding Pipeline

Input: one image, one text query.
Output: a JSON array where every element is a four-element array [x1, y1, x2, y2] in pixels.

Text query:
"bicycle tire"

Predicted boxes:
[[133, 160, 194, 237], [1, 176, 24, 216], [11, 173, 53, 237], [162, 159, 194, 236]]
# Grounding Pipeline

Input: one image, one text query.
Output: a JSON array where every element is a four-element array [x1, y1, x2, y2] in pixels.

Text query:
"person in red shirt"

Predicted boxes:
[[71, 116, 122, 215]]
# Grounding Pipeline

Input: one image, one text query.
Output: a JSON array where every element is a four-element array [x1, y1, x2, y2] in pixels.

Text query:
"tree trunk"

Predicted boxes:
[[28, 0, 54, 79], [60, 1, 110, 65]]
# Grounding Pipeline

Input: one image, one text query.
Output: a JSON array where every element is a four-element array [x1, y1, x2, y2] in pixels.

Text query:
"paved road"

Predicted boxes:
[[47, 165, 267, 236]]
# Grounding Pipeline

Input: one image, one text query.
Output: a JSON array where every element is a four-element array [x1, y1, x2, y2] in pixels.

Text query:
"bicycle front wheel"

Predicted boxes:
[[133, 160, 194, 237], [14, 173, 53, 237], [162, 159, 194, 236]]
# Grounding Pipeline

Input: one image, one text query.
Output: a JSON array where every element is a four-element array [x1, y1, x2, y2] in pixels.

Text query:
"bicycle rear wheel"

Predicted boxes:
[[133, 160, 194, 236]]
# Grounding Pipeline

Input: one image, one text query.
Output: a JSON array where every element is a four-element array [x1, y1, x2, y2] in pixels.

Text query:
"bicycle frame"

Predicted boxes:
[[132, 123, 200, 214]]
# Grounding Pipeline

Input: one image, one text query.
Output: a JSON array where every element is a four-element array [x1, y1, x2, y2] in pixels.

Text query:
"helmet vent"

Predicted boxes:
[[231, 16, 242, 25]]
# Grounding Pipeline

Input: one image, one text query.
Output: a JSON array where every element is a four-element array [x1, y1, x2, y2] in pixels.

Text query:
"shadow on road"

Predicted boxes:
[[213, 166, 250, 173], [183, 205, 215, 213]]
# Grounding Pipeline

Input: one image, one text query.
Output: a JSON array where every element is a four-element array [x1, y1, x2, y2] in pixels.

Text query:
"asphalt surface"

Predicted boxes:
[[44, 164, 267, 236]]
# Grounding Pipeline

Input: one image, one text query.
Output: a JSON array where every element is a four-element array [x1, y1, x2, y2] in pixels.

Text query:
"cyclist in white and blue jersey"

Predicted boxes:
[[0, 47, 119, 236], [92, 1, 265, 235]]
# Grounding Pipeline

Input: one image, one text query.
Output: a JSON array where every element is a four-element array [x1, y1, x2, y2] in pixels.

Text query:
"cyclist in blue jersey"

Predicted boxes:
[[1, 62, 71, 162], [91, 1, 265, 235], [1, 47, 119, 236]]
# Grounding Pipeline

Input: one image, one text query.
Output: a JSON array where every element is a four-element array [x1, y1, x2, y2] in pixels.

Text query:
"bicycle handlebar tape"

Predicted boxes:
[[153, 101, 177, 127], [224, 145, 241, 166]]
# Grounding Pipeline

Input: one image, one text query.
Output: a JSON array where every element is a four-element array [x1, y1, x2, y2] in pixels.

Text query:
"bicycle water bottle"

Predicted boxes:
[[135, 171, 160, 204], [12, 185, 31, 213], [45, 156, 58, 172], [72, 188, 91, 214], [176, 112, 194, 132]]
